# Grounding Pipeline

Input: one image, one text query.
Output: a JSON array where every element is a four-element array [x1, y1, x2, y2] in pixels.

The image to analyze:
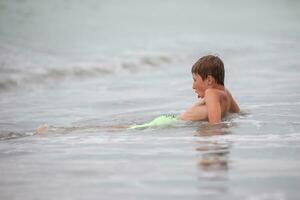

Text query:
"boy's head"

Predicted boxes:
[[191, 55, 225, 86]]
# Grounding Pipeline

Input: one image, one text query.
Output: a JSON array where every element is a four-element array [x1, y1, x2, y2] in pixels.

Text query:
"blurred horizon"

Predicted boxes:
[[1, 0, 300, 58]]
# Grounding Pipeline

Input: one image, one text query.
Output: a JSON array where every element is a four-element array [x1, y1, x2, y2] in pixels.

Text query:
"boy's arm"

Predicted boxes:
[[177, 100, 208, 121], [205, 89, 222, 124]]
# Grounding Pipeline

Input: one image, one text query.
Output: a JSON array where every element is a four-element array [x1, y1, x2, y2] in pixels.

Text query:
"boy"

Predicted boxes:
[[177, 55, 240, 124]]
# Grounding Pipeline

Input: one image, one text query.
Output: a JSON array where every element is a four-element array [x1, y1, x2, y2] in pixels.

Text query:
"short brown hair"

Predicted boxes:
[[191, 55, 225, 86]]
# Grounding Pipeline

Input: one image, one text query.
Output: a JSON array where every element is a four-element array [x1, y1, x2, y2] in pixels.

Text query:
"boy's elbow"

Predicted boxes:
[[230, 100, 240, 113], [232, 104, 240, 113], [208, 119, 221, 124], [207, 108, 222, 124]]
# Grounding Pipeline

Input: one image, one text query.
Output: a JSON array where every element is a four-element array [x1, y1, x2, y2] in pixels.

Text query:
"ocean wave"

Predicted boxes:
[[0, 131, 35, 141], [245, 102, 300, 109], [0, 43, 178, 91]]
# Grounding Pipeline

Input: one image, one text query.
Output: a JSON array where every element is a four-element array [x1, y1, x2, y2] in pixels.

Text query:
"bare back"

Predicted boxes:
[[219, 89, 237, 116], [178, 88, 239, 122]]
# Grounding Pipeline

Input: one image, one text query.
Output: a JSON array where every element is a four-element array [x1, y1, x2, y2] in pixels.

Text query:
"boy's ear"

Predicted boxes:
[[206, 75, 215, 85]]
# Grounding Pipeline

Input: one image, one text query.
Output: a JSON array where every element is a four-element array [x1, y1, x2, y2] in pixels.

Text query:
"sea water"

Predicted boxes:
[[0, 0, 300, 199]]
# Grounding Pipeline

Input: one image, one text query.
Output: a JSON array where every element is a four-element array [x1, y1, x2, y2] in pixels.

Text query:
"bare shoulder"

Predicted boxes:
[[204, 88, 221, 98], [205, 88, 239, 115], [204, 88, 224, 103], [206, 88, 226, 109]]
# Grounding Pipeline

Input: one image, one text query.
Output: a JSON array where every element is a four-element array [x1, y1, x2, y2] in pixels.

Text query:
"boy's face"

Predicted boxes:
[[192, 73, 208, 98]]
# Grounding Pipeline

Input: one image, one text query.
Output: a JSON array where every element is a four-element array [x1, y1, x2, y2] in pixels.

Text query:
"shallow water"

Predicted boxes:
[[1, 0, 300, 200]]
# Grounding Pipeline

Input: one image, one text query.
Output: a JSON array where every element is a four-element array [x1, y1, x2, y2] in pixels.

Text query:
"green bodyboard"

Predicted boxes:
[[128, 115, 177, 129]]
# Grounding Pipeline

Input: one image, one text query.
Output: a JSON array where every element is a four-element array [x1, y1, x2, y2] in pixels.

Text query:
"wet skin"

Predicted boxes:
[[177, 73, 240, 123]]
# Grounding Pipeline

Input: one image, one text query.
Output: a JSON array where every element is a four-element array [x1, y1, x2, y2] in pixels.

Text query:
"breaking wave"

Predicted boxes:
[[0, 43, 180, 91]]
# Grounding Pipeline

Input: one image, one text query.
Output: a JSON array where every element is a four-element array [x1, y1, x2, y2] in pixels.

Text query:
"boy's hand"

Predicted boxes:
[[195, 98, 205, 106]]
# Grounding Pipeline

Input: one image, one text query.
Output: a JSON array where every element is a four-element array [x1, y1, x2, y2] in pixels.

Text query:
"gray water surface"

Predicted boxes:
[[0, 0, 300, 200]]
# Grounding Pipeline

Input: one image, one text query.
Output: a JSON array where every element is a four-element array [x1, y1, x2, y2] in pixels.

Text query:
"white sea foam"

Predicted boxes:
[[245, 102, 300, 109], [245, 192, 286, 200], [198, 133, 300, 143]]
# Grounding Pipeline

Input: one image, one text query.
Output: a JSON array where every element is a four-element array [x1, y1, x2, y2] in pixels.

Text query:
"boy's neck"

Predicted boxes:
[[208, 84, 225, 91]]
